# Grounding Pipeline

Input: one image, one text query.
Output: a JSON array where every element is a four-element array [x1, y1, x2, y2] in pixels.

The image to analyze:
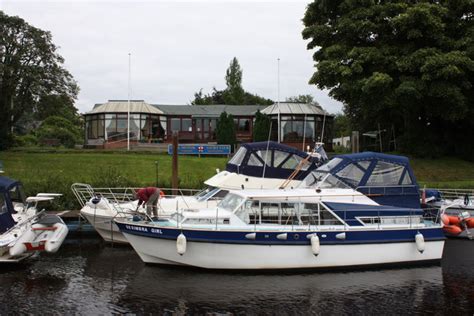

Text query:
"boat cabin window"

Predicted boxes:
[[212, 189, 229, 199], [184, 218, 230, 225], [400, 172, 413, 185], [9, 185, 26, 204], [366, 161, 406, 186], [228, 147, 247, 166], [282, 154, 308, 170], [336, 163, 365, 187], [247, 153, 264, 167], [256, 150, 271, 166], [237, 200, 343, 226], [0, 193, 7, 215], [218, 193, 244, 212]]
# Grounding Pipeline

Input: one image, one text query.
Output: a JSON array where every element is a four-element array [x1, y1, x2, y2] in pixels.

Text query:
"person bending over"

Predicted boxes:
[[134, 187, 161, 218]]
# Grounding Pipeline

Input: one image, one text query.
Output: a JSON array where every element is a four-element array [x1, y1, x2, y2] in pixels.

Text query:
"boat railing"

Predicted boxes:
[[71, 183, 205, 214], [429, 188, 474, 205], [221, 200, 442, 231]]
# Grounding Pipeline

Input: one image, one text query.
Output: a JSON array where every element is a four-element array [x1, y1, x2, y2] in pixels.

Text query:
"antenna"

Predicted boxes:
[[127, 53, 131, 151], [277, 58, 280, 143]]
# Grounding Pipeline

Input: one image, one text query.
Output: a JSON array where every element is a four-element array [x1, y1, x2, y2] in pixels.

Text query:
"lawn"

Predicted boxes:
[[1, 149, 473, 209], [0, 149, 227, 209]]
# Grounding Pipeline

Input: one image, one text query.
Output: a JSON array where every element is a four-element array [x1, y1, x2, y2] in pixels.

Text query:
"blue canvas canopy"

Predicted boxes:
[[226, 141, 321, 180], [0, 176, 21, 233], [304, 152, 420, 208]]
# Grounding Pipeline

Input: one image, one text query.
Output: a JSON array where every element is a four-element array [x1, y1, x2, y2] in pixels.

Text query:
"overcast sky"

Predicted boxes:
[[1, 0, 343, 114]]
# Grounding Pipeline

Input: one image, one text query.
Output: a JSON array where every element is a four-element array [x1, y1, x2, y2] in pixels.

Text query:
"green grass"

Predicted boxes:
[[1, 149, 473, 209], [0, 150, 227, 209], [410, 156, 474, 189]]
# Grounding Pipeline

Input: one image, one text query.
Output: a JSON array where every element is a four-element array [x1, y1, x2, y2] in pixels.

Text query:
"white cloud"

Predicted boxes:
[[1, 0, 343, 114]]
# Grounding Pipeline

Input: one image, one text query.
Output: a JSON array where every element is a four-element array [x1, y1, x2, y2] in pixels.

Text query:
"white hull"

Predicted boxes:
[[81, 211, 128, 244], [80, 196, 219, 244], [123, 232, 445, 270]]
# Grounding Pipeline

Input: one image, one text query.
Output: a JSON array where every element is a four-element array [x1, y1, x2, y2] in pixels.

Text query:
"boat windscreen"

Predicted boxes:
[[317, 157, 343, 172], [217, 193, 244, 212], [195, 186, 218, 201], [300, 171, 349, 189], [228, 147, 247, 166]]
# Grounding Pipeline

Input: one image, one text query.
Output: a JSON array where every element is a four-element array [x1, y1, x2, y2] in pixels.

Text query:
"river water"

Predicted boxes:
[[0, 237, 472, 315]]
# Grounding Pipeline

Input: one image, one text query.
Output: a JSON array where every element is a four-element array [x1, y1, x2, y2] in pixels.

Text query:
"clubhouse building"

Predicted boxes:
[[84, 100, 333, 151]]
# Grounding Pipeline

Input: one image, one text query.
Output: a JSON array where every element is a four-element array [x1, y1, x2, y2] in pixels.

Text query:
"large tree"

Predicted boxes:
[[0, 11, 78, 149], [302, 1, 474, 158], [191, 57, 273, 106]]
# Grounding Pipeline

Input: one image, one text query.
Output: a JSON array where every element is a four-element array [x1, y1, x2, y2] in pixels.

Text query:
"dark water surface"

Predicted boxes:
[[0, 237, 473, 315]]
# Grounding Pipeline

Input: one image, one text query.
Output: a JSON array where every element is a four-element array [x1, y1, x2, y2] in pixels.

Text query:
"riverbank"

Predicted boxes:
[[1, 149, 473, 208]]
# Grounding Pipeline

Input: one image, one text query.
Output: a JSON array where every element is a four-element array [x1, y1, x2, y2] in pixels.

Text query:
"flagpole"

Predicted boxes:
[[277, 57, 280, 143], [127, 53, 131, 151]]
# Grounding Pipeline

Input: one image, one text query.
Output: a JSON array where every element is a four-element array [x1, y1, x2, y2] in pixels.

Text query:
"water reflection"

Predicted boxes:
[[0, 239, 472, 314]]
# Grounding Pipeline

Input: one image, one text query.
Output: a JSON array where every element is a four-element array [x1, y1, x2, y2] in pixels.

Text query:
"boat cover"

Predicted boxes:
[[313, 152, 420, 208], [324, 201, 423, 226], [0, 176, 20, 233], [225, 141, 321, 180]]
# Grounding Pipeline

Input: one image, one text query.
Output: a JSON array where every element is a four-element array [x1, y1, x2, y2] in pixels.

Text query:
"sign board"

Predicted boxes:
[[168, 144, 231, 156]]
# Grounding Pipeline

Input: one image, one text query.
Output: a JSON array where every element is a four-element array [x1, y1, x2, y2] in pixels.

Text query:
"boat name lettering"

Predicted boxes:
[[125, 225, 148, 232], [151, 228, 163, 234]]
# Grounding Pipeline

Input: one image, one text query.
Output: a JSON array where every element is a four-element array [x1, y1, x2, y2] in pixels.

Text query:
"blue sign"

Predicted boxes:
[[168, 144, 231, 155]]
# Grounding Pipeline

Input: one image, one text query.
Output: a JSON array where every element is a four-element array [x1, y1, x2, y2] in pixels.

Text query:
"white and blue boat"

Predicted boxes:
[[301, 152, 421, 208], [115, 187, 445, 270]]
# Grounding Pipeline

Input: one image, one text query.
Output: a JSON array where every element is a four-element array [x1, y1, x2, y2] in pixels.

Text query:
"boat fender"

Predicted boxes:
[[276, 233, 287, 240], [441, 214, 450, 226], [443, 224, 463, 235], [415, 232, 425, 253], [176, 233, 186, 255], [465, 218, 474, 229], [335, 232, 346, 240], [310, 234, 320, 256], [245, 233, 256, 240]]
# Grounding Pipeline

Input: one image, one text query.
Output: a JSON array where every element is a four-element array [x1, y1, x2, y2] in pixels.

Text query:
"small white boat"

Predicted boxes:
[[116, 188, 445, 270], [0, 176, 69, 262], [73, 141, 324, 244]]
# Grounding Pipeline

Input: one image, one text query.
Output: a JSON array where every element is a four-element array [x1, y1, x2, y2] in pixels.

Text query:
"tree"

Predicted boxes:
[[223, 57, 245, 104], [0, 11, 78, 149], [302, 1, 474, 158], [333, 113, 351, 138], [215, 112, 236, 148], [253, 110, 271, 142], [286, 94, 315, 103], [190, 57, 273, 106], [34, 94, 81, 125], [35, 116, 82, 148]]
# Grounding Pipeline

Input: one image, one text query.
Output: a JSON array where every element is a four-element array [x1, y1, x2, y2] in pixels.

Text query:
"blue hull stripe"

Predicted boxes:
[[116, 222, 445, 246]]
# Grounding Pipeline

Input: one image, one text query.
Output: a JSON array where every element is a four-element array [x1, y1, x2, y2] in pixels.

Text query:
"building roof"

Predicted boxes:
[[261, 102, 332, 116], [88, 100, 163, 115], [84, 101, 332, 117], [153, 104, 267, 117]]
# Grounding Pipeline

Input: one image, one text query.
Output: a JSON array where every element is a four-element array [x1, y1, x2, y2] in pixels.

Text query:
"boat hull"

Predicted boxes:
[[118, 223, 445, 270], [81, 211, 128, 244]]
